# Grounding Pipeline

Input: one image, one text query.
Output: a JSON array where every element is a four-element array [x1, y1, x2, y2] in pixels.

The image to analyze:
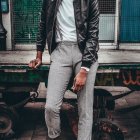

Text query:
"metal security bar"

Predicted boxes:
[[12, 0, 43, 44], [99, 0, 116, 14]]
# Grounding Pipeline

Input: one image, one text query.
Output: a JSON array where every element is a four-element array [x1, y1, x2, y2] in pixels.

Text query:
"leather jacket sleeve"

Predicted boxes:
[[81, 0, 100, 68], [36, 0, 47, 52]]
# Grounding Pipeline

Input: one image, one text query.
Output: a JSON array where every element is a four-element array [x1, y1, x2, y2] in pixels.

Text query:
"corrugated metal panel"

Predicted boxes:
[[120, 0, 140, 42], [12, 0, 43, 44]]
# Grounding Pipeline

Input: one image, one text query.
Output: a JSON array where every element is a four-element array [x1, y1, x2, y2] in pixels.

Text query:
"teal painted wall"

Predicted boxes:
[[120, 0, 140, 42]]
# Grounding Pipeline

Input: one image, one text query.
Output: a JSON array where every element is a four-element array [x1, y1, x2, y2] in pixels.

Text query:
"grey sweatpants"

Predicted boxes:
[[45, 42, 98, 140]]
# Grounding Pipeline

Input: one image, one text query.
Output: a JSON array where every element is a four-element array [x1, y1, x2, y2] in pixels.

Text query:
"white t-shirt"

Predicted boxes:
[[56, 0, 77, 42]]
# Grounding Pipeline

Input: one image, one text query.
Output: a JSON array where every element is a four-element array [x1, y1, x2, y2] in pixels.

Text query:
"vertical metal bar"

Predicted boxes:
[[114, 0, 120, 49], [10, 0, 15, 50], [0, 0, 2, 24]]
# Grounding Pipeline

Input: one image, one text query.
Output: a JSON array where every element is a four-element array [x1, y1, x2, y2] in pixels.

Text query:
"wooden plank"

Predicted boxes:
[[18, 103, 46, 140], [1, 50, 140, 65], [125, 91, 140, 99], [98, 50, 140, 64], [16, 112, 36, 140], [111, 90, 140, 139], [113, 113, 140, 140], [0, 51, 50, 65], [17, 130, 34, 140], [31, 123, 47, 140], [8, 100, 140, 140], [115, 99, 130, 110]]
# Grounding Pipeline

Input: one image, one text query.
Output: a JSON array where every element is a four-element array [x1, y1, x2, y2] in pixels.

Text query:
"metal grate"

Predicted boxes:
[[99, 0, 116, 14], [12, 0, 43, 44], [98, 0, 116, 42], [12, 0, 117, 44]]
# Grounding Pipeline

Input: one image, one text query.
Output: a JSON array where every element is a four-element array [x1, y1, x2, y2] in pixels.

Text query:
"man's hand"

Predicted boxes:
[[28, 58, 42, 69], [72, 69, 88, 93], [29, 51, 43, 69]]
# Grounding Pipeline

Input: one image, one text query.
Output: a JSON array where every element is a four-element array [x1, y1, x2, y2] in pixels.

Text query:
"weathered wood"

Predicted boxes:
[[0, 51, 50, 65], [8, 94, 140, 140], [0, 50, 140, 65], [112, 91, 140, 139], [115, 99, 129, 110], [98, 50, 140, 64], [112, 112, 140, 140], [31, 123, 47, 140]]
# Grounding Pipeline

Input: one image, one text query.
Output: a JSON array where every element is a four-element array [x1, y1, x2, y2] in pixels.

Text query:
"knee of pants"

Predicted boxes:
[[45, 104, 60, 114], [78, 107, 93, 119]]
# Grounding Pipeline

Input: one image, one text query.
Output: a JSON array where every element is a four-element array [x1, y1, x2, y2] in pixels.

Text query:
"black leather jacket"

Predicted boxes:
[[36, 0, 99, 68]]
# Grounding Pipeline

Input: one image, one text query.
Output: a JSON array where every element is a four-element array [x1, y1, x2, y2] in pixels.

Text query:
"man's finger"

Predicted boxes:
[[76, 84, 83, 92], [33, 60, 37, 68], [74, 82, 85, 92], [35, 62, 41, 69], [29, 60, 36, 68], [29, 61, 34, 68], [73, 82, 80, 92], [28, 62, 32, 67], [72, 78, 76, 90], [77, 85, 82, 92]]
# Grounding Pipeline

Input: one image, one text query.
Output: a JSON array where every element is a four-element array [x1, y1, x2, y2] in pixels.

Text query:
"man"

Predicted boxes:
[[29, 0, 99, 139]]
